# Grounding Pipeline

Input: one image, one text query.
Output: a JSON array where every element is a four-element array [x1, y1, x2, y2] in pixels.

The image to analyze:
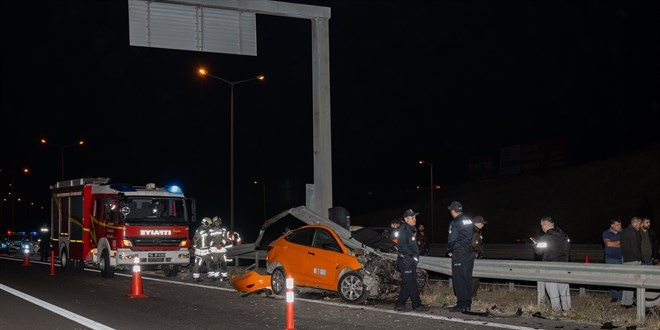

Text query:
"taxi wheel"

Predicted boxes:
[[338, 271, 367, 304], [271, 267, 286, 296]]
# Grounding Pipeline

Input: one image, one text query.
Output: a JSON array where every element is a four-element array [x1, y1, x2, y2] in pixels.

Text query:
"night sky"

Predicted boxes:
[[1, 1, 658, 240]]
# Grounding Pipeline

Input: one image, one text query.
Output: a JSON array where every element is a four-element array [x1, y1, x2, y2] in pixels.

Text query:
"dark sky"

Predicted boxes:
[[1, 0, 658, 238]]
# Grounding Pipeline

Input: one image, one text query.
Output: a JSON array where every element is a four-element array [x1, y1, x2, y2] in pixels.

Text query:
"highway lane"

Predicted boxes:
[[0, 256, 611, 330]]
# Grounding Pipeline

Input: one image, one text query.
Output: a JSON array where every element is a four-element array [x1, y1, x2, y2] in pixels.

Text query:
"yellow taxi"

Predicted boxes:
[[266, 224, 368, 303]]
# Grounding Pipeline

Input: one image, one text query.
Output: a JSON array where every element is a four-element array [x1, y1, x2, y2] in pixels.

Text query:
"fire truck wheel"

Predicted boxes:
[[100, 249, 115, 278], [60, 248, 72, 273], [163, 264, 179, 277]]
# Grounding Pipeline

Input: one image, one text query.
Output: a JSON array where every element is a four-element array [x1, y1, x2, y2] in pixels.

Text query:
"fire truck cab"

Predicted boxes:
[[50, 177, 195, 277]]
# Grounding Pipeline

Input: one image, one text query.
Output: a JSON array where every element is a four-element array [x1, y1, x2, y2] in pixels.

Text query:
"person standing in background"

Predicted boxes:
[[384, 217, 402, 244], [39, 234, 51, 262], [640, 217, 658, 265], [534, 216, 572, 315], [470, 215, 487, 299], [416, 224, 430, 256], [620, 216, 642, 307], [446, 201, 475, 313], [602, 217, 623, 302]]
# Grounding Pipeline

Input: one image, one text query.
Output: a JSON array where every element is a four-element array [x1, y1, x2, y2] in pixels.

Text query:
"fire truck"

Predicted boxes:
[[50, 177, 196, 277]]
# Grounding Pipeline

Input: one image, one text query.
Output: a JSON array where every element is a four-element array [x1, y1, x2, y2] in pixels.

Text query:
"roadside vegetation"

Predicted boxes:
[[421, 280, 660, 329]]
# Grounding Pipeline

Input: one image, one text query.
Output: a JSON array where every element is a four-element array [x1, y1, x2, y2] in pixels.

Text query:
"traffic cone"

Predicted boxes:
[[49, 250, 56, 276], [22, 247, 31, 267], [127, 255, 148, 298], [584, 255, 589, 264]]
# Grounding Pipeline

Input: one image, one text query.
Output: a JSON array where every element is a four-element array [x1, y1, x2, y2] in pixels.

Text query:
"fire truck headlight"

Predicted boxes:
[[179, 239, 189, 248], [122, 239, 133, 247]]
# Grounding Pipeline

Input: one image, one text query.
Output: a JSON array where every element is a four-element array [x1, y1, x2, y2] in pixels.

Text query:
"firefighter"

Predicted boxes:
[[192, 217, 213, 282], [209, 216, 229, 281]]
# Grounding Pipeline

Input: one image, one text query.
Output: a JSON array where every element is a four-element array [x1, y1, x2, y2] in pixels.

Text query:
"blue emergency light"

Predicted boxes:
[[166, 185, 183, 194]]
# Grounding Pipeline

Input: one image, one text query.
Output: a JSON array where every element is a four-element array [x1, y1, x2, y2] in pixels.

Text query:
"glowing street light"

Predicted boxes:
[[418, 160, 434, 243], [198, 67, 264, 230], [40, 138, 84, 181], [253, 180, 266, 221]]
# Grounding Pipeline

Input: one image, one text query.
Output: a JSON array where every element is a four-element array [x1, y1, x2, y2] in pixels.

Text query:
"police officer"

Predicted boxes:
[[470, 215, 487, 298], [446, 201, 475, 312], [393, 209, 429, 313], [209, 216, 229, 281], [192, 217, 213, 282]]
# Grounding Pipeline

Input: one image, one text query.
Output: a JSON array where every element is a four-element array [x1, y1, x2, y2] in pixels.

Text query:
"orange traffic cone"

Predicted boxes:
[[22, 247, 31, 267], [584, 255, 589, 264], [127, 255, 148, 298], [49, 250, 56, 276]]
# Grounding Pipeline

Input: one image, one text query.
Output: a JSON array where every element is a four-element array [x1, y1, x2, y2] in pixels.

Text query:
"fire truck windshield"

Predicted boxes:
[[120, 198, 187, 224]]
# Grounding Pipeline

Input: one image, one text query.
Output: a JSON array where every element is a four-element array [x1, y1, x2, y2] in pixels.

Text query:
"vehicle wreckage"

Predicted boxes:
[[228, 206, 428, 303]]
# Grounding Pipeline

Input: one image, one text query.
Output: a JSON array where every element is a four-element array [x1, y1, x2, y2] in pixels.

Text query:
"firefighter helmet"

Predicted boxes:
[[212, 216, 221, 224], [201, 217, 212, 226]]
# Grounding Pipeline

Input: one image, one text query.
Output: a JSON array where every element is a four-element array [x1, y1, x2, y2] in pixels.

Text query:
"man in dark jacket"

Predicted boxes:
[[534, 216, 571, 314], [393, 209, 429, 313], [640, 217, 658, 265], [470, 216, 487, 298], [446, 201, 475, 312], [620, 216, 642, 307]]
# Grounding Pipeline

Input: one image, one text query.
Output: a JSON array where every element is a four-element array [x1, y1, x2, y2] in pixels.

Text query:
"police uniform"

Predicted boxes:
[[446, 201, 475, 312], [394, 209, 429, 312], [470, 216, 487, 297]]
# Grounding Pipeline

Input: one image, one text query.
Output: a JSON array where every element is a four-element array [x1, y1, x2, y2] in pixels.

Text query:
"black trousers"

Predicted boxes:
[[394, 255, 422, 308], [452, 250, 475, 309]]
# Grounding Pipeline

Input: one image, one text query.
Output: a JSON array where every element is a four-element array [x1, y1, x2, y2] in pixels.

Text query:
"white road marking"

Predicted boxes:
[[0, 283, 115, 330]]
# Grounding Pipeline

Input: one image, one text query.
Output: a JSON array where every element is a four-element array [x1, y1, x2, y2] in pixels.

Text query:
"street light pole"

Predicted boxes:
[[41, 139, 84, 181], [253, 180, 266, 220], [198, 68, 264, 230], [418, 160, 433, 243]]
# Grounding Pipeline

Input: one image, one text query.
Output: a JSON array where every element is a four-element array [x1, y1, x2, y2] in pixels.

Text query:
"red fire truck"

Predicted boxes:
[[50, 177, 196, 277]]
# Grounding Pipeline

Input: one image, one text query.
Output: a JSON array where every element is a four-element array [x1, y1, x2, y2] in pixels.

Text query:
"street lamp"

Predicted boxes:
[[253, 180, 266, 221], [198, 67, 265, 230], [40, 138, 84, 181], [418, 160, 433, 243]]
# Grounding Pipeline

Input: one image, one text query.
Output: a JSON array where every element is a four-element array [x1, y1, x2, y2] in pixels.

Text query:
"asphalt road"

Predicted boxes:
[[0, 255, 624, 330]]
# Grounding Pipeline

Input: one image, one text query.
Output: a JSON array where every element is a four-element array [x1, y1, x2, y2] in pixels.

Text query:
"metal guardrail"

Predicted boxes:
[[233, 206, 660, 321]]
